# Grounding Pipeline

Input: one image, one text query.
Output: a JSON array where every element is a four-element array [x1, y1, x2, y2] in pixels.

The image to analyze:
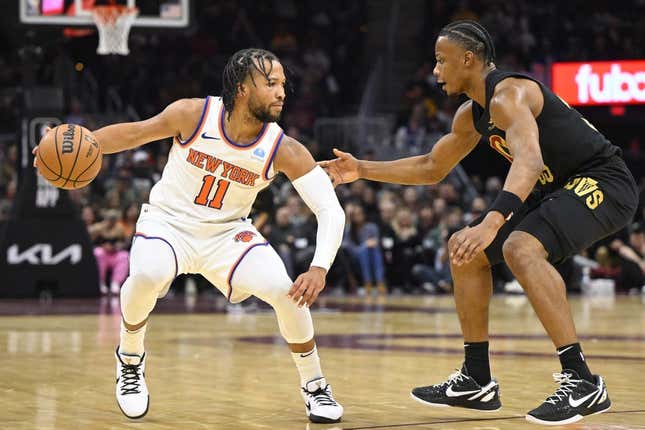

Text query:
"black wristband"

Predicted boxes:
[[489, 190, 523, 221]]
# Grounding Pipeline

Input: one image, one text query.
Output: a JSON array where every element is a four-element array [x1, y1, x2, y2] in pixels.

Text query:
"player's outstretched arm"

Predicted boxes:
[[273, 136, 346, 307], [450, 82, 544, 267], [320, 101, 480, 186], [95, 98, 204, 154], [488, 82, 543, 202]]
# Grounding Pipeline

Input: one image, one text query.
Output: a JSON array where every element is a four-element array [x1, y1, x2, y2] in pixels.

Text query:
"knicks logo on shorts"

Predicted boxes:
[[234, 231, 256, 243]]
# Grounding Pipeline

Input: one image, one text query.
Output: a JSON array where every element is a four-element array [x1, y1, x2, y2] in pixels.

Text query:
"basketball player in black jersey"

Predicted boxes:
[[321, 20, 638, 425]]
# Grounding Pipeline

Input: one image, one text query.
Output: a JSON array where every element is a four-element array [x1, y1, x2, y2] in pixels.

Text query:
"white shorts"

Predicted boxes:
[[134, 203, 274, 303]]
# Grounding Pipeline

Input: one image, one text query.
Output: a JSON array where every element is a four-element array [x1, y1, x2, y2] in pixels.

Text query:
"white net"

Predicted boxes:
[[92, 6, 139, 55]]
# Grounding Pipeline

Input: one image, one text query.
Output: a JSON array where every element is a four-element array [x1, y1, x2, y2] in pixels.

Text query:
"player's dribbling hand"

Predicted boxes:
[[318, 148, 360, 187], [288, 266, 327, 308], [32, 127, 52, 168]]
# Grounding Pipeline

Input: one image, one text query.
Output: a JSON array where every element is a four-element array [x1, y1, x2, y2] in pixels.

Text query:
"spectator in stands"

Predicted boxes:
[[484, 176, 502, 204], [0, 145, 16, 221], [81, 205, 99, 242], [103, 168, 138, 210], [360, 185, 380, 223], [418, 205, 438, 237], [609, 222, 645, 291], [290, 211, 318, 277], [91, 209, 130, 295], [285, 193, 310, 227], [438, 182, 460, 207], [376, 198, 398, 287], [0, 145, 16, 196], [394, 103, 429, 154], [344, 204, 386, 295], [389, 207, 422, 293], [464, 196, 486, 224], [267, 206, 296, 278], [402, 187, 422, 214], [432, 196, 447, 219], [118, 203, 139, 240], [413, 226, 456, 294]]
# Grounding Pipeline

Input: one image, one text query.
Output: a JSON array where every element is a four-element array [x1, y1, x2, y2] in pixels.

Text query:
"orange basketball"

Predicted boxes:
[[36, 124, 103, 190]]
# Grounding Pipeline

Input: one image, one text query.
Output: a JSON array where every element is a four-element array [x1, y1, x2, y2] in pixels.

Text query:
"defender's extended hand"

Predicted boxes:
[[288, 266, 327, 307], [318, 148, 360, 187]]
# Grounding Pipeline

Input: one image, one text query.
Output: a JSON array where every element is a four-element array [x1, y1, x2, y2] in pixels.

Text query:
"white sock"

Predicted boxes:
[[291, 346, 323, 386], [119, 320, 147, 357]]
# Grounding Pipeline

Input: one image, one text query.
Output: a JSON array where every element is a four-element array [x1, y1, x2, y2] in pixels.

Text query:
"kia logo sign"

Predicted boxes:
[[552, 60, 645, 106], [7, 244, 82, 265]]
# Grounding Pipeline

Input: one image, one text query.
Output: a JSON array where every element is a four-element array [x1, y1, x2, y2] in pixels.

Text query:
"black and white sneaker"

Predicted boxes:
[[411, 366, 501, 411], [526, 370, 610, 426], [115, 347, 149, 419], [301, 377, 343, 423]]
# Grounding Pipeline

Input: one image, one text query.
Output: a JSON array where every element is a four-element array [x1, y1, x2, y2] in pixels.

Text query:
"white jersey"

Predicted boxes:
[[148, 96, 284, 224]]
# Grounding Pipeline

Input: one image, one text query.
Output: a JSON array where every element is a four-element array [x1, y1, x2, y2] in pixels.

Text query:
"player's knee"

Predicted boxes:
[[502, 235, 521, 266], [257, 275, 292, 306], [127, 270, 172, 295], [502, 232, 540, 269], [450, 249, 490, 276]]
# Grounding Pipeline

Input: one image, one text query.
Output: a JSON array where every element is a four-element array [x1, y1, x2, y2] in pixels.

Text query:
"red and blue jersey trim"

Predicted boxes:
[[218, 103, 268, 150], [226, 241, 269, 301], [262, 131, 284, 180], [176, 96, 212, 147], [133, 232, 179, 279]]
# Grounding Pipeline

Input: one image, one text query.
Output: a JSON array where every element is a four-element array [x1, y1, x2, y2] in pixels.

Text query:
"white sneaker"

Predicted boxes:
[[301, 377, 343, 423], [115, 347, 149, 419]]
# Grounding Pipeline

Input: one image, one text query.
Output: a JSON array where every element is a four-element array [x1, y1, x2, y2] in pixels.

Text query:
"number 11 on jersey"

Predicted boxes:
[[194, 175, 230, 209]]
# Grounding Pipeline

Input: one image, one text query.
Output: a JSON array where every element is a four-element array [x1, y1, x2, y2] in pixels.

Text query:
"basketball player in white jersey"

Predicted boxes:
[[33, 49, 345, 423]]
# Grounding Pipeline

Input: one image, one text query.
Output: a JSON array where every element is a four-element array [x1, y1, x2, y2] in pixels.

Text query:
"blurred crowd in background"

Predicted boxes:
[[0, 0, 643, 296]]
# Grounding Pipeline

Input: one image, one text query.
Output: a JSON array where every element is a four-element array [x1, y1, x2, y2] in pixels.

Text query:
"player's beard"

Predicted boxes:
[[249, 97, 281, 123]]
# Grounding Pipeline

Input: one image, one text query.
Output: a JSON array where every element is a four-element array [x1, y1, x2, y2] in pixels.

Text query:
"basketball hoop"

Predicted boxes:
[[92, 5, 139, 55]]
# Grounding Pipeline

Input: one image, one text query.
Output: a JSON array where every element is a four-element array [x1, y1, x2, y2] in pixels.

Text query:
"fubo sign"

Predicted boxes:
[[552, 60, 645, 106]]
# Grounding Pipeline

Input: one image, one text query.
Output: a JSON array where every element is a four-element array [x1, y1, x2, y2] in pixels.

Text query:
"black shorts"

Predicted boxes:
[[473, 156, 638, 265]]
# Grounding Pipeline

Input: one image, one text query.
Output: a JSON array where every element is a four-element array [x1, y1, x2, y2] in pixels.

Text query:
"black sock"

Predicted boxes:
[[464, 341, 491, 386], [557, 342, 594, 383]]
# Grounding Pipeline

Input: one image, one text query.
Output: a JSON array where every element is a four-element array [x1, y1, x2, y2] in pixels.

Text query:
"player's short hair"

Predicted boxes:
[[222, 48, 281, 117], [439, 20, 496, 65]]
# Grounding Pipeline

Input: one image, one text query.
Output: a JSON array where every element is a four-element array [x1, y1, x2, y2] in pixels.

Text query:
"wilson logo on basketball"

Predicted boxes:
[[61, 124, 75, 154], [234, 231, 256, 243]]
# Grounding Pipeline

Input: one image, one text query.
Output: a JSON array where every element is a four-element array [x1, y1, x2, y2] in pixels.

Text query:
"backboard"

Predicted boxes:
[[20, 0, 190, 28]]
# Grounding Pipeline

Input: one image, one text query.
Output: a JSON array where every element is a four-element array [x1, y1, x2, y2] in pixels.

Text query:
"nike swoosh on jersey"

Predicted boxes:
[[201, 132, 221, 140], [445, 386, 481, 397], [568, 390, 599, 408]]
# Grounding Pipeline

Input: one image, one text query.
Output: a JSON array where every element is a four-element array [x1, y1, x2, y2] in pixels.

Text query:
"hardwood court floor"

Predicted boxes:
[[1, 293, 644, 430]]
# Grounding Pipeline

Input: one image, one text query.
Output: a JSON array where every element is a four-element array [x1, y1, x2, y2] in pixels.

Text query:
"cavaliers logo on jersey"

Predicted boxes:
[[234, 230, 256, 243]]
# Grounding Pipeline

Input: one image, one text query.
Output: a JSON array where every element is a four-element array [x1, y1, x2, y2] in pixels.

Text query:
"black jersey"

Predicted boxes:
[[471, 69, 620, 194]]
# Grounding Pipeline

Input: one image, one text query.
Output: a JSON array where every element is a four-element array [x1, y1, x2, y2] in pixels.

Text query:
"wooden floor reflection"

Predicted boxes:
[[1, 293, 644, 429]]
